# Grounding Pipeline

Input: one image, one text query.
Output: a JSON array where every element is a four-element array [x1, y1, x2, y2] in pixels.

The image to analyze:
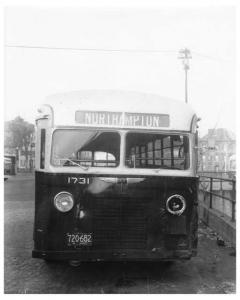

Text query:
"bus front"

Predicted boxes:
[[33, 106, 199, 262]]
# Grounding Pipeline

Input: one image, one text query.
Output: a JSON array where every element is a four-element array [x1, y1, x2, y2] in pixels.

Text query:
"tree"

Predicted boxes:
[[5, 116, 35, 169]]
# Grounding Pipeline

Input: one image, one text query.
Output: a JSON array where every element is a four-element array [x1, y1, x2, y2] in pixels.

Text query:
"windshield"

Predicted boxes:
[[51, 129, 190, 170], [51, 130, 120, 167], [125, 132, 189, 170]]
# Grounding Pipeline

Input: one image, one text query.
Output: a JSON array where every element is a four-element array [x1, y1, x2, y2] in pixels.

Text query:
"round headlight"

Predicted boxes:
[[54, 192, 74, 212], [166, 194, 186, 216]]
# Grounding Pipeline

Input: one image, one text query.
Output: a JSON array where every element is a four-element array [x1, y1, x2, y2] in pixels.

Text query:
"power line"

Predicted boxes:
[[5, 44, 176, 54], [191, 50, 233, 63], [6, 44, 233, 63]]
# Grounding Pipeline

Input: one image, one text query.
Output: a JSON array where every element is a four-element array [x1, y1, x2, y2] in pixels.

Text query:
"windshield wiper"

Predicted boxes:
[[63, 158, 89, 171]]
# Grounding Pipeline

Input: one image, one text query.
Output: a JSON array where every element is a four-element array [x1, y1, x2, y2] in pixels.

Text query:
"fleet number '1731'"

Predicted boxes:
[[67, 177, 90, 184]]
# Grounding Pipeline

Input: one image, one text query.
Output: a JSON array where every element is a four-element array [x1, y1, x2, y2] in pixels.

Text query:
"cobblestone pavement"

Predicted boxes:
[[4, 174, 236, 294]]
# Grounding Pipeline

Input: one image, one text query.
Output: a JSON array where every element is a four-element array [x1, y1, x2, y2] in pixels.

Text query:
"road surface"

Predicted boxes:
[[4, 174, 236, 294]]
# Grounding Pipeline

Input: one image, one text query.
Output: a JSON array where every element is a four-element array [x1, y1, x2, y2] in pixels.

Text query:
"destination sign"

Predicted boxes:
[[75, 111, 169, 128]]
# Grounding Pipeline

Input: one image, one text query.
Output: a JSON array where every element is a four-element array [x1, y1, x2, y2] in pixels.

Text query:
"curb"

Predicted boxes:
[[199, 202, 236, 248]]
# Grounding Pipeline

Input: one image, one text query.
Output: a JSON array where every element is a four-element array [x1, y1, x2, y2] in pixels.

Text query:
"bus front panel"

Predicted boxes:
[[33, 171, 198, 261]]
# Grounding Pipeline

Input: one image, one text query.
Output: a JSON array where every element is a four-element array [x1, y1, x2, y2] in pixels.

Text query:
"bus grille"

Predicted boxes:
[[91, 197, 147, 249]]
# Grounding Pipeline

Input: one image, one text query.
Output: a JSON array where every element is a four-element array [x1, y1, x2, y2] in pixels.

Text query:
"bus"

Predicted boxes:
[[32, 90, 199, 264]]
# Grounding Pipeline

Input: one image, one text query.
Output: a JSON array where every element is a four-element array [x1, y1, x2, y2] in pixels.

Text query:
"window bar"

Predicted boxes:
[[135, 146, 137, 167], [152, 140, 155, 166], [171, 137, 174, 167], [146, 145, 148, 166], [141, 147, 144, 166], [161, 138, 164, 166], [139, 146, 142, 167]]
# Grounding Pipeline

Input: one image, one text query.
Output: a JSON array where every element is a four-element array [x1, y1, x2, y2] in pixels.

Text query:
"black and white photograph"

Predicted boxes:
[[3, 0, 237, 294]]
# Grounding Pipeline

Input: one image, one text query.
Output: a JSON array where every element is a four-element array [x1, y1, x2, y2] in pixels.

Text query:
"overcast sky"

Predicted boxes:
[[4, 5, 236, 136]]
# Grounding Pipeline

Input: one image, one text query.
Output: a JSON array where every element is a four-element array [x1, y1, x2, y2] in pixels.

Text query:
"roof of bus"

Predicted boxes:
[[39, 90, 197, 131]]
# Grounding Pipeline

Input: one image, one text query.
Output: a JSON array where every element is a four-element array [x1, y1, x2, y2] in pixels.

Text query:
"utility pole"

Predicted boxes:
[[178, 48, 192, 103]]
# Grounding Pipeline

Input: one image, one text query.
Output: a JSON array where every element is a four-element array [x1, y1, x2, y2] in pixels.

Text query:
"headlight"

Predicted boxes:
[[54, 191, 74, 212], [166, 194, 186, 216]]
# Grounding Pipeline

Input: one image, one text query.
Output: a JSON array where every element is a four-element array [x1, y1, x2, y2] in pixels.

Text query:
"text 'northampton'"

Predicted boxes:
[[75, 111, 170, 128]]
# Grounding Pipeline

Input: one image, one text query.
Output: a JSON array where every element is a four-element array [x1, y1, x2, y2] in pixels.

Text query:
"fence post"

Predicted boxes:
[[209, 177, 213, 209], [231, 180, 236, 222]]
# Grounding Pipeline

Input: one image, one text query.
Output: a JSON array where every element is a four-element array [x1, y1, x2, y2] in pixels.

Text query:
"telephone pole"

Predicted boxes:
[[178, 48, 192, 103]]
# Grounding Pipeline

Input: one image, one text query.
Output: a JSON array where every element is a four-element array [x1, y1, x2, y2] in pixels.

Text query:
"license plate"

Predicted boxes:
[[66, 233, 92, 246]]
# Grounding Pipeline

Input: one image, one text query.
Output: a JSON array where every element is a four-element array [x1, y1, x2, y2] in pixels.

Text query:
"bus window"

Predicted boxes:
[[125, 132, 189, 170], [94, 151, 116, 167], [77, 151, 116, 167], [51, 130, 120, 167], [40, 129, 46, 169]]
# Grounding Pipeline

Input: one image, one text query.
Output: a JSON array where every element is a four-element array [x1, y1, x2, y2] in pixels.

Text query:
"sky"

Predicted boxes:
[[4, 5, 236, 137]]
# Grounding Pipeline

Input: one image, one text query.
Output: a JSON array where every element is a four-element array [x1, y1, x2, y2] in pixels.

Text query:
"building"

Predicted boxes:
[[17, 145, 35, 171], [4, 134, 35, 172], [198, 128, 236, 172]]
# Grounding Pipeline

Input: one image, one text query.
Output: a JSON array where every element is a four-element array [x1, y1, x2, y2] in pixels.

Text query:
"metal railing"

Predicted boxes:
[[199, 175, 236, 222], [198, 171, 236, 180]]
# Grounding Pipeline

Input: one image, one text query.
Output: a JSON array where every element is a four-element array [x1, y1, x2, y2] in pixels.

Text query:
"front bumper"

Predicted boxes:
[[32, 248, 196, 261]]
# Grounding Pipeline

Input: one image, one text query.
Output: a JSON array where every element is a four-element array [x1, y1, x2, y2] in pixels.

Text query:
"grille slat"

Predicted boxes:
[[91, 197, 147, 249]]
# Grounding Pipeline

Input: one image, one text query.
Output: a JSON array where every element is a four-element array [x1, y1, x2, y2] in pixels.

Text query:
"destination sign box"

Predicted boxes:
[[75, 111, 169, 128]]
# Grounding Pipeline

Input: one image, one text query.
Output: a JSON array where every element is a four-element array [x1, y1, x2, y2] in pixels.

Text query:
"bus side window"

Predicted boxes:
[[195, 131, 198, 171], [195, 130, 198, 146], [40, 129, 46, 169]]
